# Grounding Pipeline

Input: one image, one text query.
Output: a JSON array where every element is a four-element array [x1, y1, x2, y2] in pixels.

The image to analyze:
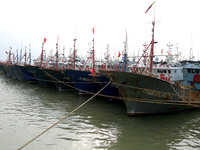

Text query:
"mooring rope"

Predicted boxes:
[[169, 81, 184, 101], [17, 78, 112, 150]]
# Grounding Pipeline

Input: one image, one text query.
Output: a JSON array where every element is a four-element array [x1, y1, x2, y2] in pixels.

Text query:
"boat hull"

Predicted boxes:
[[97, 75, 120, 102], [12, 65, 26, 81], [0, 63, 7, 75], [16, 65, 36, 82], [2, 64, 16, 78], [100, 71, 200, 116], [64, 69, 102, 94], [26, 65, 55, 87], [43, 68, 74, 91]]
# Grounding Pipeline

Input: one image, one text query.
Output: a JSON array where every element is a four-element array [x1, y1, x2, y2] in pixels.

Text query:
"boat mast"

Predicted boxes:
[[16, 48, 18, 64], [29, 42, 31, 65], [41, 43, 44, 67], [123, 31, 128, 71], [92, 38, 95, 74], [92, 27, 95, 75], [41, 37, 46, 67], [73, 38, 77, 70], [106, 44, 110, 69], [24, 46, 27, 65], [20, 44, 22, 65], [149, 21, 155, 73], [9, 46, 12, 64], [56, 35, 59, 69]]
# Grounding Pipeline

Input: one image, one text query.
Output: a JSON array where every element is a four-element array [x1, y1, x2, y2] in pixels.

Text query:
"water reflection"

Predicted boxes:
[[0, 74, 200, 150]]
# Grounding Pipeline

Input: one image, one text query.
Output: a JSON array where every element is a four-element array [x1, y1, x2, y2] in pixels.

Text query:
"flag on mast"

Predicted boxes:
[[118, 51, 121, 57], [44, 37, 47, 43], [161, 49, 163, 54], [92, 27, 95, 35], [145, 1, 155, 13]]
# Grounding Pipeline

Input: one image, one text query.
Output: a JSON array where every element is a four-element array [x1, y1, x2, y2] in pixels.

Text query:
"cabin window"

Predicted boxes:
[[154, 70, 156, 73], [168, 70, 171, 73], [174, 70, 177, 73], [196, 69, 199, 74], [192, 69, 195, 73], [157, 70, 160, 73], [188, 69, 191, 73], [164, 70, 167, 73]]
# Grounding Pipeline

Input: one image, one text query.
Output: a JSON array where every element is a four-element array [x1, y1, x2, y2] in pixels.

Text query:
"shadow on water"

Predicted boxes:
[[0, 74, 200, 150]]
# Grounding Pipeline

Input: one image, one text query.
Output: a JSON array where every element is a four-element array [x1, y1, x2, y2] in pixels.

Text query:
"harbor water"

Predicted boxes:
[[0, 74, 200, 150]]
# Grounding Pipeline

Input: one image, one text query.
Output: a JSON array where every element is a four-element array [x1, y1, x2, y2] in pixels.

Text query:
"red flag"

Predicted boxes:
[[44, 37, 47, 43], [161, 49, 163, 54], [92, 27, 95, 35], [145, 1, 155, 13], [91, 69, 94, 75], [118, 51, 121, 57]]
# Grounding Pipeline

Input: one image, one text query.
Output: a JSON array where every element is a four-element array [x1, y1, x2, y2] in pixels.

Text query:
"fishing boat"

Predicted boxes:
[[63, 37, 103, 94], [1, 47, 17, 78], [42, 38, 77, 91], [26, 38, 55, 87], [100, 21, 200, 116]]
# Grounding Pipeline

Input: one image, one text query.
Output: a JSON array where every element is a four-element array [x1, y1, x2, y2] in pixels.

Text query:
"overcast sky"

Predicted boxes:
[[0, 0, 200, 62]]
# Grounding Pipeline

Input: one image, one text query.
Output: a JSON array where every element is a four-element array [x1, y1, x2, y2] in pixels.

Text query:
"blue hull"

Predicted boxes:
[[43, 68, 74, 91], [98, 75, 120, 102], [26, 65, 55, 87], [64, 69, 102, 94]]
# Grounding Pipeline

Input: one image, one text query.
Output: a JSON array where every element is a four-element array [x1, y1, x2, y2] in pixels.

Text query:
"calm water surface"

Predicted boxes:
[[0, 74, 200, 150]]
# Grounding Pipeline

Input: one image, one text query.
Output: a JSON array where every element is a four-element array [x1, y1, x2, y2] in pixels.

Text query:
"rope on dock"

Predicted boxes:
[[17, 78, 112, 150]]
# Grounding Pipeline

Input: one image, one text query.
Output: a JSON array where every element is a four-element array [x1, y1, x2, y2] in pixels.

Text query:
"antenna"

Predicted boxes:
[[29, 42, 31, 65]]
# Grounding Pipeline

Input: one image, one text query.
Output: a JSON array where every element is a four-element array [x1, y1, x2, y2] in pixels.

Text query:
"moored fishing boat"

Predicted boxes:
[[63, 36, 104, 94], [26, 38, 55, 87], [100, 20, 200, 116]]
